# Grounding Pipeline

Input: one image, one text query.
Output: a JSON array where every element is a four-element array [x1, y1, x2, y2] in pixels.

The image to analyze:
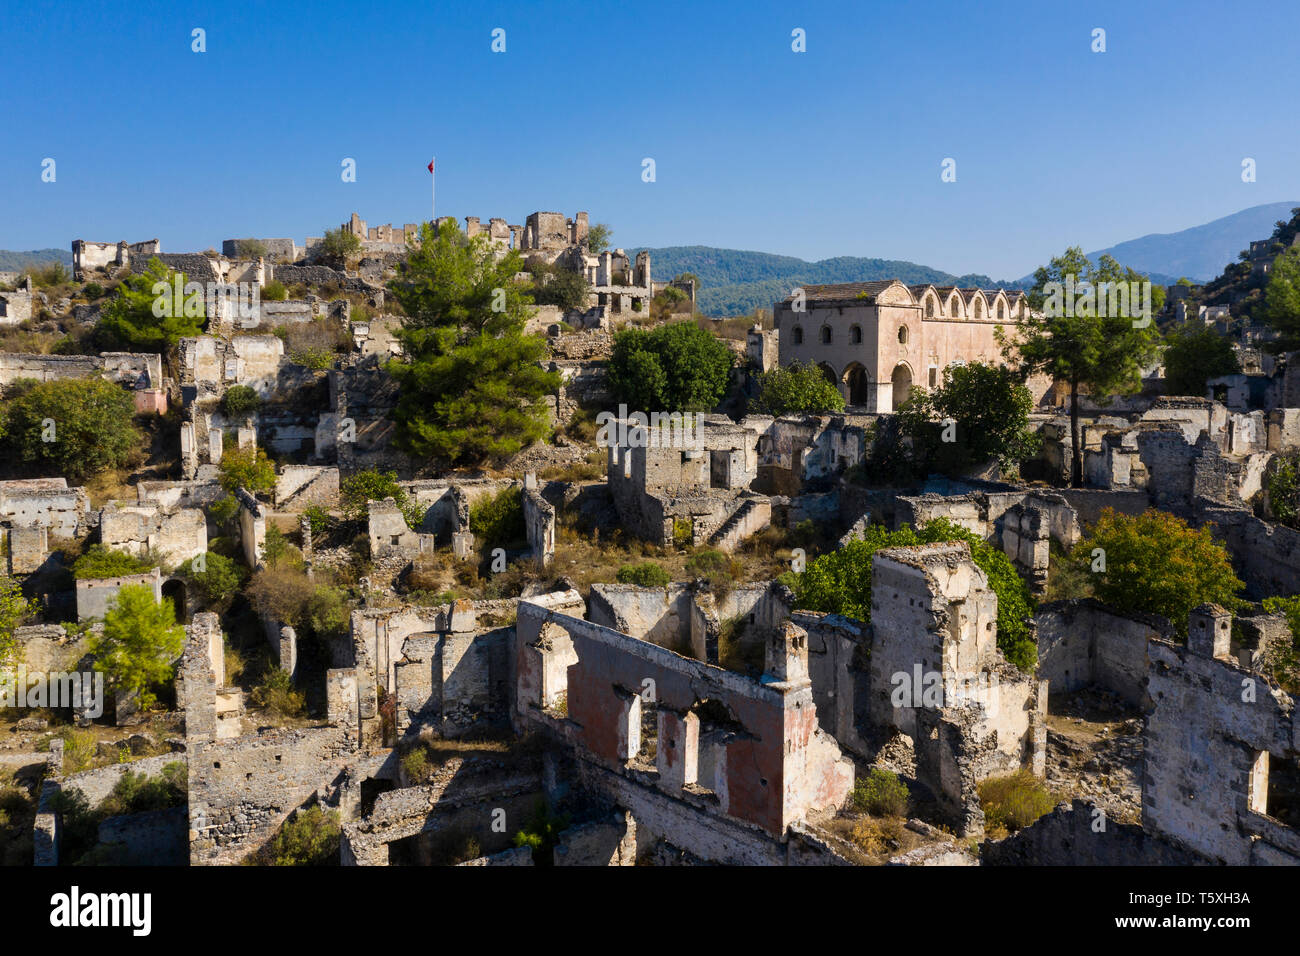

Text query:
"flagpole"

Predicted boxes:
[[430, 157, 436, 225]]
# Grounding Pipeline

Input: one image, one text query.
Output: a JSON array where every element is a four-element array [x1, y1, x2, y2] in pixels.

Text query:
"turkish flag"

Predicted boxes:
[[427, 159, 434, 173]]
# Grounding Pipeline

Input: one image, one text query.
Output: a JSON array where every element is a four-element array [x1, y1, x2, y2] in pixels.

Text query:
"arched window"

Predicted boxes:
[[925, 297, 935, 318], [974, 300, 983, 318], [850, 324, 862, 344], [821, 326, 832, 344], [793, 325, 803, 344], [898, 326, 908, 344], [950, 297, 961, 316], [997, 302, 1005, 320]]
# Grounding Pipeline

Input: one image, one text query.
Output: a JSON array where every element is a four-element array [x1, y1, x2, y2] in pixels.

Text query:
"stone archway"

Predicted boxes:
[[817, 362, 837, 385], [842, 363, 871, 406], [891, 363, 913, 411], [162, 578, 188, 623]]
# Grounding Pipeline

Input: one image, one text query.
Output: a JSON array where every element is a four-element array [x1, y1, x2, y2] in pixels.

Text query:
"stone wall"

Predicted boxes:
[[1035, 599, 1168, 707], [187, 726, 357, 865], [515, 601, 853, 839], [1142, 607, 1300, 865], [0, 352, 161, 390]]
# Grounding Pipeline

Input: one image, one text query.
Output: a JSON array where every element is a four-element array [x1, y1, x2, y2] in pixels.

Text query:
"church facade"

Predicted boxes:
[[773, 279, 1044, 412]]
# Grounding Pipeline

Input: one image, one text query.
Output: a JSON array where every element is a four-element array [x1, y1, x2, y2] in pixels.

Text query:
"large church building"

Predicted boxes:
[[772, 279, 1039, 412]]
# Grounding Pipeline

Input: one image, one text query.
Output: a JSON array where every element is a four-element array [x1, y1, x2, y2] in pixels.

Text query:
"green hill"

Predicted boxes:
[[0, 248, 73, 273], [632, 245, 1007, 316]]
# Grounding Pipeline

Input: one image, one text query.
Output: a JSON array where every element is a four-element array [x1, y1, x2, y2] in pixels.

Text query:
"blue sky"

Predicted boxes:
[[2, 0, 1297, 279]]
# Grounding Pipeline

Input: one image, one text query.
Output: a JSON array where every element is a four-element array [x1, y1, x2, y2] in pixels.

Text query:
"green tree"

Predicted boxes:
[[1065, 509, 1244, 638], [1000, 247, 1163, 486], [896, 361, 1041, 477], [91, 584, 186, 709], [528, 260, 592, 312], [750, 360, 846, 415], [586, 223, 612, 254], [0, 378, 140, 483], [339, 469, 422, 528], [1162, 321, 1240, 396], [385, 220, 561, 467], [94, 257, 206, 352], [0, 574, 32, 668], [1260, 247, 1300, 350], [177, 551, 243, 605], [783, 519, 1036, 670], [318, 227, 361, 268], [218, 445, 276, 496], [608, 321, 734, 412]]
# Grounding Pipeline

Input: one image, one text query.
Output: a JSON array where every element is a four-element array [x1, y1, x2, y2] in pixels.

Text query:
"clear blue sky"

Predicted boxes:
[[2, 0, 1297, 279]]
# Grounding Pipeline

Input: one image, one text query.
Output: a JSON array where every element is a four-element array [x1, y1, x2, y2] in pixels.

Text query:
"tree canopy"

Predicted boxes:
[[1063, 509, 1243, 638], [385, 220, 561, 467], [1162, 321, 1239, 396], [1000, 247, 1163, 486], [750, 360, 846, 416], [0, 378, 140, 483], [608, 321, 733, 412], [91, 584, 186, 709], [94, 257, 206, 352], [896, 361, 1040, 478]]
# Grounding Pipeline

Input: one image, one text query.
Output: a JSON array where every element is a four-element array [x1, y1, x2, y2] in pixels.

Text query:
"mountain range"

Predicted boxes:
[[635, 201, 1300, 316]]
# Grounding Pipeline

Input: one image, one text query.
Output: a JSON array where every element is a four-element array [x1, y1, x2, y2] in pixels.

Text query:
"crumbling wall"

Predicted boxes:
[[515, 602, 853, 838], [75, 568, 163, 621], [187, 725, 357, 865], [1035, 599, 1167, 706], [867, 543, 1046, 835], [982, 799, 1202, 865], [1143, 605, 1300, 865], [98, 502, 207, 564]]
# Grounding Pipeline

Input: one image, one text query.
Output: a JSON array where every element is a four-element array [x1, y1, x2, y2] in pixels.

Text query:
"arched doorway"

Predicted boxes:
[[842, 363, 871, 406], [162, 578, 188, 623], [817, 362, 837, 386], [890, 363, 913, 411]]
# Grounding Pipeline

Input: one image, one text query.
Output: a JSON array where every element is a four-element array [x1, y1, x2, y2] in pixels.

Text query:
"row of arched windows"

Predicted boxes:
[[791, 324, 866, 345]]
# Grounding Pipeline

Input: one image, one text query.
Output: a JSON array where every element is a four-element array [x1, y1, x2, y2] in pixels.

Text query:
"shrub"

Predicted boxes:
[[291, 348, 335, 370], [72, 545, 152, 580], [0, 378, 141, 483], [259, 805, 341, 865], [250, 667, 306, 717], [750, 361, 846, 415], [177, 551, 242, 605], [247, 563, 314, 627], [51, 727, 97, 775], [97, 763, 187, 818], [979, 770, 1055, 834], [340, 469, 421, 527], [221, 385, 261, 418], [304, 506, 331, 536], [684, 549, 735, 581], [208, 495, 240, 528], [81, 282, 104, 300], [616, 562, 671, 587], [784, 519, 1037, 671], [468, 487, 526, 551], [261, 280, 288, 301], [852, 769, 909, 817], [218, 445, 276, 496]]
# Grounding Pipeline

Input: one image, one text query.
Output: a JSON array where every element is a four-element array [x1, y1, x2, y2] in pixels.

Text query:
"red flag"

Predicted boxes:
[[427, 159, 434, 173]]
